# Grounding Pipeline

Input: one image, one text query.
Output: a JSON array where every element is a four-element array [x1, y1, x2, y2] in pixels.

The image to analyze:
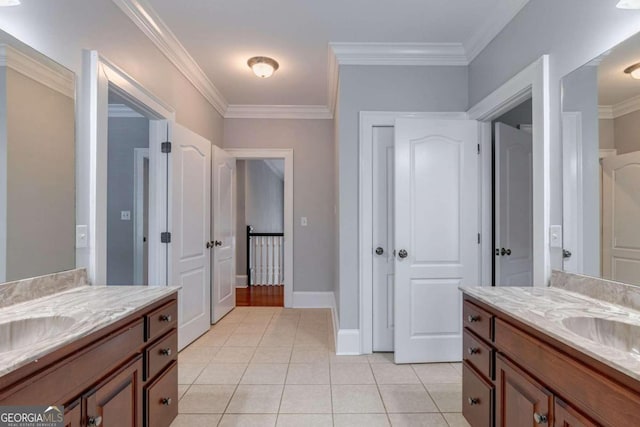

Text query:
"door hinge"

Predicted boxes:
[[477, 144, 481, 154], [161, 141, 172, 154], [161, 232, 171, 243], [477, 233, 481, 244]]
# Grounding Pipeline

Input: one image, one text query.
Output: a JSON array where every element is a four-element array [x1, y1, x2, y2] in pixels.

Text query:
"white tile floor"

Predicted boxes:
[[172, 307, 470, 427]]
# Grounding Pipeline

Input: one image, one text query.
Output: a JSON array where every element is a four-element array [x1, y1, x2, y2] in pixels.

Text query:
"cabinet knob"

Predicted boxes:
[[160, 348, 172, 356], [467, 397, 480, 406], [161, 397, 172, 406], [534, 413, 548, 424], [88, 416, 103, 426], [468, 347, 480, 355], [467, 315, 480, 323], [160, 314, 172, 322]]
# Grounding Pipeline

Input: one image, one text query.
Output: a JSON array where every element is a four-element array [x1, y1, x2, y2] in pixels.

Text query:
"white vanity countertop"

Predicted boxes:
[[461, 286, 640, 381], [0, 285, 178, 378]]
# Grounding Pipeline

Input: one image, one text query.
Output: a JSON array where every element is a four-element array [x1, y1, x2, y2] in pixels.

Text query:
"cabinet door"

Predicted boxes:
[[496, 354, 553, 427], [86, 357, 143, 427], [63, 399, 82, 427], [554, 398, 599, 427]]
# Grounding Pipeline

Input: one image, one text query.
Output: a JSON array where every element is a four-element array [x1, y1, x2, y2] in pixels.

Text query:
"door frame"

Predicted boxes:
[[468, 55, 551, 288], [359, 111, 470, 355], [133, 147, 149, 285], [81, 50, 175, 286], [224, 148, 294, 308]]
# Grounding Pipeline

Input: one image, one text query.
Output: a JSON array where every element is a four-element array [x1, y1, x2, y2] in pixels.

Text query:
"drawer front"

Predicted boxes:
[[463, 301, 493, 342], [463, 329, 494, 380], [146, 361, 178, 427], [145, 329, 178, 381], [146, 300, 177, 342], [463, 361, 494, 427]]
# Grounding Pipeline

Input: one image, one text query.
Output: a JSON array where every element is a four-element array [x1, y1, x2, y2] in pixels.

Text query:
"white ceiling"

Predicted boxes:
[[598, 31, 640, 106], [144, 0, 529, 109]]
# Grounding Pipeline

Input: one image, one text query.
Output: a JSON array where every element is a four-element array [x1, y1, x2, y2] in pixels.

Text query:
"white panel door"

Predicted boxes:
[[394, 119, 479, 364], [495, 123, 533, 286], [372, 126, 395, 352], [212, 146, 236, 323], [602, 151, 640, 286], [171, 124, 211, 350]]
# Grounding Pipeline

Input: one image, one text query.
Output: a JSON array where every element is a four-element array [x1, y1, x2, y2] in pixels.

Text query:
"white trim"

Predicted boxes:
[[562, 112, 583, 274], [327, 46, 339, 116], [469, 55, 551, 287], [464, 0, 530, 62], [224, 148, 294, 308], [358, 111, 469, 355], [599, 94, 640, 119], [225, 105, 332, 120], [111, 0, 228, 115], [336, 330, 361, 356], [235, 275, 248, 287], [330, 42, 469, 66], [599, 149, 618, 159], [0, 44, 74, 98], [108, 103, 144, 118], [133, 148, 149, 285]]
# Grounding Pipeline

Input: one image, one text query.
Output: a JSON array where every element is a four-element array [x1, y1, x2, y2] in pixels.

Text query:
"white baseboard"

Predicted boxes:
[[336, 329, 362, 355], [236, 275, 247, 287]]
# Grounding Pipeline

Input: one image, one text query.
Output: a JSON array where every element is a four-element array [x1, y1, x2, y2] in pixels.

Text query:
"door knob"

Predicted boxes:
[[500, 248, 512, 256], [398, 249, 408, 259], [375, 247, 384, 255], [214, 240, 223, 247], [206, 241, 212, 249], [563, 249, 572, 259]]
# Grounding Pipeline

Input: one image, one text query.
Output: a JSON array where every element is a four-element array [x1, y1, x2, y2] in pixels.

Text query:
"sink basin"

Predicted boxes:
[[0, 316, 77, 353], [562, 317, 640, 356]]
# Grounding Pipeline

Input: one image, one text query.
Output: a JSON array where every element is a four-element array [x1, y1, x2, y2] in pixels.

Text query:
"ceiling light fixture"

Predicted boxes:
[[617, 0, 640, 9], [0, 0, 21, 6], [247, 56, 279, 78], [624, 62, 640, 79]]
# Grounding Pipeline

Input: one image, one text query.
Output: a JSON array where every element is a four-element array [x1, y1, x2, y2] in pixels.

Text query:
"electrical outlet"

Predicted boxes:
[[121, 210, 131, 221]]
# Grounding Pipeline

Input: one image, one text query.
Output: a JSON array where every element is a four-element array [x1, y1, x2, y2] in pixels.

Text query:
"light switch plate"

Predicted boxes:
[[76, 225, 88, 248], [121, 210, 131, 221], [301, 217, 308, 226], [550, 225, 563, 248]]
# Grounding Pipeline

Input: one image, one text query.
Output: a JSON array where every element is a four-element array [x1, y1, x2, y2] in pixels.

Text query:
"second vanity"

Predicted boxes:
[[461, 274, 640, 427], [0, 271, 179, 427]]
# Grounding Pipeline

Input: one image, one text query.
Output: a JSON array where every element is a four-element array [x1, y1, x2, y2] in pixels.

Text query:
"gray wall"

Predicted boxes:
[[562, 65, 600, 277], [613, 110, 640, 154], [106, 116, 149, 285], [469, 0, 640, 273], [336, 65, 469, 329], [4, 68, 75, 281], [223, 119, 335, 293], [494, 99, 532, 127], [599, 119, 615, 150]]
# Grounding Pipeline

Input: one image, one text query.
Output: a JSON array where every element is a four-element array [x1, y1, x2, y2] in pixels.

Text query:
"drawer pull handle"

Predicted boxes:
[[159, 314, 172, 322], [468, 347, 480, 355], [534, 413, 548, 424], [161, 397, 172, 406], [468, 397, 480, 406], [160, 348, 172, 356], [467, 315, 480, 323], [88, 416, 103, 426]]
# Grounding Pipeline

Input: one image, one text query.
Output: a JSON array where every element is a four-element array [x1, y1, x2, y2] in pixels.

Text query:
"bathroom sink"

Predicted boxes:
[[0, 316, 77, 353], [562, 316, 640, 356]]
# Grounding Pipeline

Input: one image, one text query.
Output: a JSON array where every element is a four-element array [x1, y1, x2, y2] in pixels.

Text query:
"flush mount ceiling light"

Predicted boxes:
[[624, 62, 640, 79], [247, 56, 279, 78], [0, 0, 21, 6], [617, 0, 640, 9]]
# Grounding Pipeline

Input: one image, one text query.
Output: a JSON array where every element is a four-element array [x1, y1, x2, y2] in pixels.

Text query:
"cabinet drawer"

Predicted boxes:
[[145, 329, 177, 381], [463, 301, 493, 342], [555, 397, 600, 427], [463, 329, 494, 380], [146, 301, 177, 342], [146, 361, 178, 427], [463, 361, 494, 427]]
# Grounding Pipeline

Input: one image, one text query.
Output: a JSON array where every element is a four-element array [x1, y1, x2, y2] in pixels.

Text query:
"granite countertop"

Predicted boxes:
[[0, 285, 178, 377], [461, 286, 640, 381]]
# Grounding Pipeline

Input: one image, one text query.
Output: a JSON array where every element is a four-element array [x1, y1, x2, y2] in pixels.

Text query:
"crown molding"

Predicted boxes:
[[329, 42, 469, 66], [0, 44, 74, 98], [464, 0, 530, 62], [112, 0, 228, 116], [225, 104, 333, 120], [599, 94, 640, 119], [108, 103, 144, 118]]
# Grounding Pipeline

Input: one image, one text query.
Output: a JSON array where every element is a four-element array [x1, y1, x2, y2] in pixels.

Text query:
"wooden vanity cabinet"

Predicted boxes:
[[462, 295, 640, 427], [0, 293, 178, 427]]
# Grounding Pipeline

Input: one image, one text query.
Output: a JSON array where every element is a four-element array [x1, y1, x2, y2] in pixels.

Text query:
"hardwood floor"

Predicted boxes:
[[236, 285, 284, 307]]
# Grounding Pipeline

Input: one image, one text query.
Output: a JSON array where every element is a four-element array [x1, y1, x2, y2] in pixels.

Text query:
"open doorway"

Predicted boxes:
[[492, 98, 534, 286], [235, 159, 285, 306]]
